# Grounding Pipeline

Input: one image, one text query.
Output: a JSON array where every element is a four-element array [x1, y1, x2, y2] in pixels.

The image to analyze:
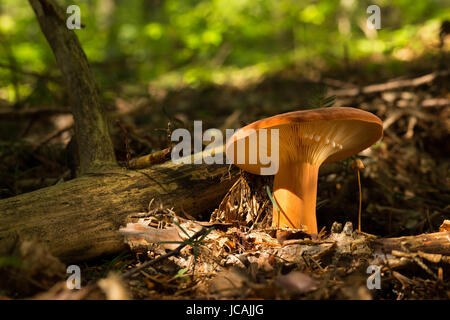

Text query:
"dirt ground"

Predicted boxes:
[[0, 54, 449, 300]]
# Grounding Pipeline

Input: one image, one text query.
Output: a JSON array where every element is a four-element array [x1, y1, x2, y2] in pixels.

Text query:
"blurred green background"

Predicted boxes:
[[0, 0, 449, 104]]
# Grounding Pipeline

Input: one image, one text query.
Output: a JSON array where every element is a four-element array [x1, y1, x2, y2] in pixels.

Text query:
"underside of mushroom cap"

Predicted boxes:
[[275, 118, 382, 165], [225, 107, 383, 175]]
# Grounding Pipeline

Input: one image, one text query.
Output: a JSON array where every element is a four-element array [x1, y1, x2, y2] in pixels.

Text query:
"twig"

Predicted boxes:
[[122, 227, 211, 279], [383, 110, 404, 130], [248, 199, 269, 232], [421, 98, 450, 108], [400, 243, 438, 280], [330, 71, 450, 97], [128, 148, 171, 169], [404, 116, 417, 139], [33, 125, 73, 151]]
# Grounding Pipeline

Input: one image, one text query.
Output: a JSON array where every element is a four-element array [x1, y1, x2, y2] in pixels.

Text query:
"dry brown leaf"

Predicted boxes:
[[98, 272, 132, 300], [439, 220, 450, 232], [276, 271, 319, 295], [119, 223, 183, 250], [209, 267, 250, 297]]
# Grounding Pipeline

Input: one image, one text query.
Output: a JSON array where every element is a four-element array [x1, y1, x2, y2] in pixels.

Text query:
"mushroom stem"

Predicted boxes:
[[272, 162, 319, 235]]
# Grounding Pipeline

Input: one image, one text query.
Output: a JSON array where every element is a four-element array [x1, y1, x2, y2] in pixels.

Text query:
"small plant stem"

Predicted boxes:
[[357, 169, 362, 232]]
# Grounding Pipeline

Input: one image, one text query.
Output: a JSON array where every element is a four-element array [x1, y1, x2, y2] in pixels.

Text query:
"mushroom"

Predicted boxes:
[[225, 107, 383, 236]]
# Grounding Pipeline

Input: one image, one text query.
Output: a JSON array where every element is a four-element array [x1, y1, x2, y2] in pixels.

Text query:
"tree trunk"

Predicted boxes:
[[28, 0, 117, 175], [0, 160, 238, 263]]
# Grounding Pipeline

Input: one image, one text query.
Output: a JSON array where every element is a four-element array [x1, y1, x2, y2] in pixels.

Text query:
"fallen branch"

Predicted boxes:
[[330, 71, 450, 97], [33, 125, 73, 152], [371, 231, 450, 256], [392, 249, 450, 264], [128, 148, 171, 169], [0, 152, 239, 263]]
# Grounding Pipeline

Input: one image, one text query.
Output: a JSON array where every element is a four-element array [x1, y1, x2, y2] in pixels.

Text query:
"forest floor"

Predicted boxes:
[[0, 53, 449, 300]]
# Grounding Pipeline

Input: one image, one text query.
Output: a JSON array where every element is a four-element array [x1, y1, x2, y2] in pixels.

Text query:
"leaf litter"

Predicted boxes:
[[1, 64, 449, 300]]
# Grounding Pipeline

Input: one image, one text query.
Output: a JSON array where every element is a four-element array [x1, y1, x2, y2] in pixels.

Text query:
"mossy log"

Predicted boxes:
[[0, 160, 238, 263]]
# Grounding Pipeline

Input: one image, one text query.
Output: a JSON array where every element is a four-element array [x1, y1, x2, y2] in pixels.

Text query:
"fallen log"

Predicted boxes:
[[371, 231, 450, 256], [0, 156, 238, 263]]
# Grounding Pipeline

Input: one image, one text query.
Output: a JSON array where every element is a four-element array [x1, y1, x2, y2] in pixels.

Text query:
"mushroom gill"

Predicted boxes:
[[226, 107, 383, 236]]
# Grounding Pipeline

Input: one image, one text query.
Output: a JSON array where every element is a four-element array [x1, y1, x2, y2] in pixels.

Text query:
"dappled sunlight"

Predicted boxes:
[[0, 0, 449, 302]]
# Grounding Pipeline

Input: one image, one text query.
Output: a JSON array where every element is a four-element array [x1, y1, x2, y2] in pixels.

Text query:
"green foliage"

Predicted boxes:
[[86, 251, 132, 279], [0, 0, 449, 95], [306, 85, 336, 109], [0, 255, 23, 269], [158, 221, 214, 275], [265, 185, 280, 215]]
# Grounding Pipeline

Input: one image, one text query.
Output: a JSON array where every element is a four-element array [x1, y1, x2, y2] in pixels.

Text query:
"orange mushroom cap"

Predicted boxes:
[[225, 106, 383, 174], [225, 107, 383, 234]]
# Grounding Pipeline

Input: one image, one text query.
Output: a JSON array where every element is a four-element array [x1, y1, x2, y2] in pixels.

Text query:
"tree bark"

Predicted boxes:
[[28, 0, 116, 174], [0, 160, 238, 263], [371, 231, 450, 256]]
